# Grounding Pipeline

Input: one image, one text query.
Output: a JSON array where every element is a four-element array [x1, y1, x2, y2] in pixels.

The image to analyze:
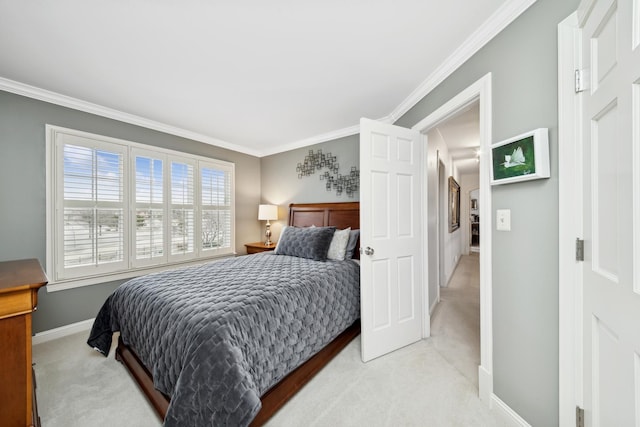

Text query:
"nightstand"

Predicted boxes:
[[245, 242, 277, 254]]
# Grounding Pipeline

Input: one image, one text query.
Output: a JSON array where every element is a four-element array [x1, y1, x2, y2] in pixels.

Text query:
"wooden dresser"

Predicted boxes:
[[0, 259, 47, 427]]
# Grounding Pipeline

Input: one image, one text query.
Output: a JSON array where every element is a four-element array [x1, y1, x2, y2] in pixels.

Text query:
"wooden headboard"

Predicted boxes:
[[288, 202, 360, 259]]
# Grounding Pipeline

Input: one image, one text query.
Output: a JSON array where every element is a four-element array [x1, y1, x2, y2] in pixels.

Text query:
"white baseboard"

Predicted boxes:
[[429, 295, 439, 315], [491, 394, 532, 427], [478, 365, 492, 405], [445, 255, 463, 287], [32, 318, 94, 345]]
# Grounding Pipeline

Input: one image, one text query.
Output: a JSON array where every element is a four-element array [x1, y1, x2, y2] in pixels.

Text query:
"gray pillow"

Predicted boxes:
[[345, 229, 360, 259], [274, 226, 336, 261]]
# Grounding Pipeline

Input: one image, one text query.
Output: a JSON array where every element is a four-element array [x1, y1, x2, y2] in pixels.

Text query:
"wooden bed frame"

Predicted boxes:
[[115, 201, 360, 426]]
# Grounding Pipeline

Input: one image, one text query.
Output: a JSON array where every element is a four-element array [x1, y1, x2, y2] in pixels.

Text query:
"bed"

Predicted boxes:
[[87, 202, 360, 426]]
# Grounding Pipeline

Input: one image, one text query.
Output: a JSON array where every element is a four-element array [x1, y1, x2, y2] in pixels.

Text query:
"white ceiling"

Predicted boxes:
[[0, 0, 523, 157]]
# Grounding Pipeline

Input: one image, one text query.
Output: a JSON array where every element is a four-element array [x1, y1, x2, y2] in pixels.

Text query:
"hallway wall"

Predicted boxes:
[[426, 128, 462, 314]]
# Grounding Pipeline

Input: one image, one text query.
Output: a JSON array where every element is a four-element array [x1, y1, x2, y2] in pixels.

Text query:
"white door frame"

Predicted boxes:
[[557, 11, 582, 427], [413, 73, 493, 404], [438, 156, 444, 298]]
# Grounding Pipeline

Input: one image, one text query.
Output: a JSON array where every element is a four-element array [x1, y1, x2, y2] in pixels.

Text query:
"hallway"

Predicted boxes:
[[430, 253, 481, 388]]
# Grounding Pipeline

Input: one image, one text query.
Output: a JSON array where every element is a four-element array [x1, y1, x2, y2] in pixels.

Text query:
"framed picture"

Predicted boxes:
[[490, 128, 550, 185], [449, 176, 460, 232]]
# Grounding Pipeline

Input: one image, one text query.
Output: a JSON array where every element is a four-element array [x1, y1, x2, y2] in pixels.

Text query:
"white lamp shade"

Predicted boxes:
[[258, 204, 278, 221]]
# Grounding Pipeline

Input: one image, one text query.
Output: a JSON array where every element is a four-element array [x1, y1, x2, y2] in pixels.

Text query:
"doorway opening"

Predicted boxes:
[[470, 188, 480, 253], [412, 73, 493, 403], [425, 101, 481, 388], [438, 158, 446, 291]]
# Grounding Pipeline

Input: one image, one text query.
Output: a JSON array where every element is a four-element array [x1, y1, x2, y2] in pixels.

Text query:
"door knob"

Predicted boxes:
[[363, 246, 374, 256]]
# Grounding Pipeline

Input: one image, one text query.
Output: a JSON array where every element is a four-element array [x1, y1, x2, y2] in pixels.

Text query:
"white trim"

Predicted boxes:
[[387, 0, 537, 124], [421, 131, 432, 338], [268, 0, 537, 157], [444, 252, 462, 287], [558, 11, 582, 427], [411, 73, 493, 405], [46, 256, 234, 292], [259, 123, 362, 157], [633, 70, 640, 295], [260, 114, 400, 157], [32, 318, 95, 346], [577, 0, 598, 26], [429, 297, 439, 316], [490, 394, 532, 427], [479, 366, 493, 409], [0, 77, 261, 158]]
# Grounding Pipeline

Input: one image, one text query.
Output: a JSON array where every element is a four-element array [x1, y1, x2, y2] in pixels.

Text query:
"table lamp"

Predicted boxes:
[[258, 204, 278, 245]]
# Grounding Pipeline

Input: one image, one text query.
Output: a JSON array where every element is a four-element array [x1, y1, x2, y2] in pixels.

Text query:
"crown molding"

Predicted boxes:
[[259, 114, 396, 157], [265, 0, 537, 154], [387, 0, 538, 123], [0, 77, 262, 158], [258, 123, 361, 157], [1, 0, 536, 158]]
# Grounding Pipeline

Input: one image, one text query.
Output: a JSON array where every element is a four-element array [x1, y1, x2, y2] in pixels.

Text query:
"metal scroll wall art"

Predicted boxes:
[[296, 149, 360, 197]]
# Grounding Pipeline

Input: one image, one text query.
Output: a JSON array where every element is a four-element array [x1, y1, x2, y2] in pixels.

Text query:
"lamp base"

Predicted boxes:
[[264, 223, 272, 246]]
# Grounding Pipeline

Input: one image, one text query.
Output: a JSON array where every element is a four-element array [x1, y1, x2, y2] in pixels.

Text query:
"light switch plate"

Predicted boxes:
[[496, 209, 511, 231]]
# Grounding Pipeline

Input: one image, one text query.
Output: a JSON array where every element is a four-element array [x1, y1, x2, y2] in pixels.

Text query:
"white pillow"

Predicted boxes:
[[326, 227, 351, 261], [274, 226, 287, 253]]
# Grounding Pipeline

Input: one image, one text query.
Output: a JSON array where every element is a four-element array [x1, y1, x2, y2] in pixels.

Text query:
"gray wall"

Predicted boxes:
[[0, 90, 261, 333], [260, 134, 359, 240], [394, 0, 578, 425]]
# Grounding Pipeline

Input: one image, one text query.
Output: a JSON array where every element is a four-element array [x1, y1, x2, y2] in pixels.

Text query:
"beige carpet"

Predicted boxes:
[[430, 253, 482, 388], [33, 254, 498, 426]]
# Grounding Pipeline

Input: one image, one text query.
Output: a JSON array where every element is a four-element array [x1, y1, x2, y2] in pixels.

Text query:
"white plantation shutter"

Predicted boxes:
[[56, 135, 127, 279], [200, 163, 233, 253], [132, 150, 165, 267], [47, 126, 235, 288], [170, 158, 195, 260]]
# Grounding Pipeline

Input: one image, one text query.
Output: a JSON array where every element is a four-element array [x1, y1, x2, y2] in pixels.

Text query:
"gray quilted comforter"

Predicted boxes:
[[87, 252, 360, 426]]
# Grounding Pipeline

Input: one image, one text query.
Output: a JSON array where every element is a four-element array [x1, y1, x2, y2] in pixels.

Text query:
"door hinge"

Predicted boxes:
[[575, 69, 589, 93], [576, 406, 585, 427], [576, 238, 585, 262]]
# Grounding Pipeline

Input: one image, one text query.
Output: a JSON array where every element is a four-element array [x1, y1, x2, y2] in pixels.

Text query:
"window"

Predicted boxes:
[[132, 150, 164, 267], [170, 159, 195, 259], [201, 164, 232, 252], [47, 126, 235, 289]]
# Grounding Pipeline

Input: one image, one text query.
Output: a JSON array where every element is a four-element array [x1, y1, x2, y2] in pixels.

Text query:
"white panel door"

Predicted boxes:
[[360, 118, 422, 362], [580, 0, 640, 424]]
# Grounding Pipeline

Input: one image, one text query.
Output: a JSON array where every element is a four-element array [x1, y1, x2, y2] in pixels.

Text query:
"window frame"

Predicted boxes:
[[130, 147, 168, 269], [46, 125, 236, 292], [55, 133, 129, 280], [199, 160, 234, 256]]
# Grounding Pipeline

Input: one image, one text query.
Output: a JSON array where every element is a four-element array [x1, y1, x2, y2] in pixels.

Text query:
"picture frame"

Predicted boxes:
[[490, 128, 550, 185], [449, 176, 460, 233]]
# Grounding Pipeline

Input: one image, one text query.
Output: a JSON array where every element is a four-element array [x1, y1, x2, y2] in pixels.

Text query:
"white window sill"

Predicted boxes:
[[46, 254, 236, 292]]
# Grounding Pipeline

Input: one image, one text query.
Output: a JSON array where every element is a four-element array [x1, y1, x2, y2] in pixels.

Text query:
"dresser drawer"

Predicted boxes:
[[0, 289, 35, 319]]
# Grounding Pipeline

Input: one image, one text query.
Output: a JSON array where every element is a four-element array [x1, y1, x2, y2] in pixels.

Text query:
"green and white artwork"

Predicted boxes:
[[490, 128, 550, 185], [492, 136, 536, 180]]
